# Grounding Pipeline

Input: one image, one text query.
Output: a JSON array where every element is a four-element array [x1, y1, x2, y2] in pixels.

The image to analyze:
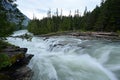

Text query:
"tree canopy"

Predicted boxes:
[[27, 0, 120, 34]]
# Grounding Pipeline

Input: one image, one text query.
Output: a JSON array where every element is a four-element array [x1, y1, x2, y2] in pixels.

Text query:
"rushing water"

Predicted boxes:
[[7, 30, 120, 80]]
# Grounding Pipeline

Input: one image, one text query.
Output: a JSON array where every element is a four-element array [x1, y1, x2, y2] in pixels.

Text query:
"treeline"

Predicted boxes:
[[28, 0, 120, 35]]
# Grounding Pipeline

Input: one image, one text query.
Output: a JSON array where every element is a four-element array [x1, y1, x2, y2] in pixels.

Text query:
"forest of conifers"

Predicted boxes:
[[28, 0, 120, 35]]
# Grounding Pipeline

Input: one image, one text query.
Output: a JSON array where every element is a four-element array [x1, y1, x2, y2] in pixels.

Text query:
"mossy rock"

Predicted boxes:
[[10, 52, 24, 64], [0, 53, 11, 70]]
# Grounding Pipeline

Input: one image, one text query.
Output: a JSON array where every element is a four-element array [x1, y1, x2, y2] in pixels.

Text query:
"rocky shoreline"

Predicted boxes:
[[37, 31, 120, 41], [0, 45, 33, 80], [69, 32, 120, 41]]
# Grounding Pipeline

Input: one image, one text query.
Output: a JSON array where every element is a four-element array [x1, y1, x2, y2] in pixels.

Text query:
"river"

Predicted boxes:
[[7, 30, 120, 80]]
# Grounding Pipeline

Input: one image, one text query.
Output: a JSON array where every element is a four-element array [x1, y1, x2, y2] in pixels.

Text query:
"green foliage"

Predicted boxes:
[[0, 53, 11, 70], [0, 9, 16, 37], [95, 0, 120, 31], [28, 0, 120, 34], [0, 0, 23, 37], [28, 16, 82, 35]]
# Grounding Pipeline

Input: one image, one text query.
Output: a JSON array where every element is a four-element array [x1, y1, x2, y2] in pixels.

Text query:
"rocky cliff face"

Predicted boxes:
[[0, 0, 30, 28]]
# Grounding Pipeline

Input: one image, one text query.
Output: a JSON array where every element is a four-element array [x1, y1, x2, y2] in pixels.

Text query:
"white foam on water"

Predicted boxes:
[[7, 30, 120, 80], [29, 53, 117, 80]]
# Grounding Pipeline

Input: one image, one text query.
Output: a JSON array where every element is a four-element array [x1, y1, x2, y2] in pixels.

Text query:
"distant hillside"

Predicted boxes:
[[0, 0, 30, 29]]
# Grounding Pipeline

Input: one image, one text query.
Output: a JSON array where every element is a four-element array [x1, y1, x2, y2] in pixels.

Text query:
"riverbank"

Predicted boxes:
[[36, 31, 120, 41], [0, 41, 33, 80]]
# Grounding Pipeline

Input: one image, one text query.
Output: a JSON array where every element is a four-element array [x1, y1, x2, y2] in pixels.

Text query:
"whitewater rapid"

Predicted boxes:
[[7, 30, 120, 80]]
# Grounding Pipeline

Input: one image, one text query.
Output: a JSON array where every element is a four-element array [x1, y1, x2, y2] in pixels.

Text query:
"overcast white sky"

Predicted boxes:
[[16, 0, 101, 19]]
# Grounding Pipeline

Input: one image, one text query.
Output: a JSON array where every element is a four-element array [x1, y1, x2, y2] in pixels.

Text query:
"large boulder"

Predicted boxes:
[[0, 45, 33, 80], [1, 46, 27, 64]]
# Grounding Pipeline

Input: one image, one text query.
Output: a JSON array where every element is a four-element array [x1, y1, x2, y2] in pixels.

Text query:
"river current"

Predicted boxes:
[[7, 30, 120, 80]]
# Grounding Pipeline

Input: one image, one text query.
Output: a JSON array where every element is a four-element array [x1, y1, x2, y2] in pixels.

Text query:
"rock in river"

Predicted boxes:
[[0, 45, 33, 80]]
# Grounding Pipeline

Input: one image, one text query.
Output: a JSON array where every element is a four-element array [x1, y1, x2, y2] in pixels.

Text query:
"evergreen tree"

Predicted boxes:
[[28, 0, 120, 35]]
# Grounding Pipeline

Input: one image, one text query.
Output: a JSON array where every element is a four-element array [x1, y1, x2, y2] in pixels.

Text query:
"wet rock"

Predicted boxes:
[[12, 66, 33, 80], [9, 54, 33, 80], [43, 37, 49, 41], [0, 45, 33, 80], [24, 54, 34, 64], [1, 46, 28, 64], [10, 34, 33, 41]]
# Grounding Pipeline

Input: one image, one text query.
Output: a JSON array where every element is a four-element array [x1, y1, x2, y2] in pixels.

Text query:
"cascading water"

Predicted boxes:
[[7, 30, 120, 80]]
